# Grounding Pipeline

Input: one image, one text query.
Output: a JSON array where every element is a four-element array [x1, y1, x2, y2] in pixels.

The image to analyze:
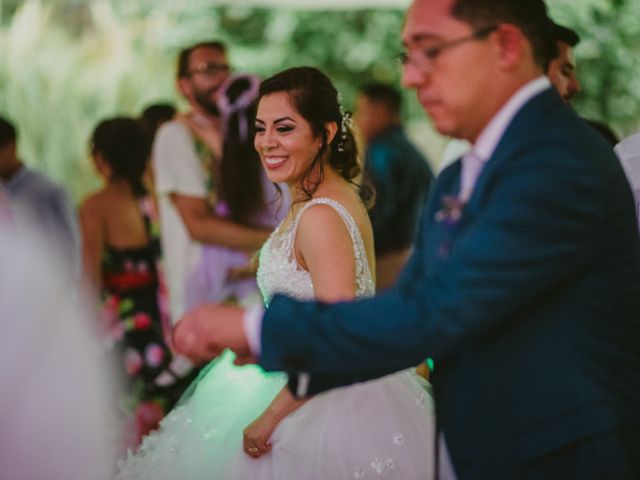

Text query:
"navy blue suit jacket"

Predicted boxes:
[[260, 89, 640, 478]]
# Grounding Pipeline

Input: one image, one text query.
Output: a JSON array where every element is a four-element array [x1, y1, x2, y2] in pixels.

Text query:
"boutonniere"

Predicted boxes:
[[434, 195, 465, 258], [434, 195, 465, 227]]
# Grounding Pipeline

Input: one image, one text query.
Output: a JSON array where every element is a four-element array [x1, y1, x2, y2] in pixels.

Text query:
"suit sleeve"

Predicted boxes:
[[261, 143, 603, 385]]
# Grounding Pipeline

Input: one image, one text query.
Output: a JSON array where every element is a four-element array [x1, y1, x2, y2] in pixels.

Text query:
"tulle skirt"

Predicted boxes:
[[116, 350, 435, 480]]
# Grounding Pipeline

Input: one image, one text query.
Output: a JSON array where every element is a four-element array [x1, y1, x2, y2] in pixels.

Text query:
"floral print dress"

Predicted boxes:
[[100, 197, 197, 450]]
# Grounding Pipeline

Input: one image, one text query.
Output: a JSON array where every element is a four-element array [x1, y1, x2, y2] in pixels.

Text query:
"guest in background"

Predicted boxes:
[[178, 73, 287, 311], [152, 41, 275, 327], [545, 22, 581, 103], [139, 103, 177, 206], [545, 23, 618, 146], [354, 83, 434, 289], [0, 115, 80, 273], [79, 117, 194, 451]]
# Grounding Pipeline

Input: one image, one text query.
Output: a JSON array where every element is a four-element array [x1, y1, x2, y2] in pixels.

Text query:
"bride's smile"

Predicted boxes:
[[254, 91, 326, 188]]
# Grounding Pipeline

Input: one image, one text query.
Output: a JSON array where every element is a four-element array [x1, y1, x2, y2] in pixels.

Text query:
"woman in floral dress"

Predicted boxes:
[[79, 118, 195, 451]]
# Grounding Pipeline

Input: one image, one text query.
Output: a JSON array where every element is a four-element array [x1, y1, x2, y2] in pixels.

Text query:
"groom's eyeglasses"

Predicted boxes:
[[396, 25, 498, 72]]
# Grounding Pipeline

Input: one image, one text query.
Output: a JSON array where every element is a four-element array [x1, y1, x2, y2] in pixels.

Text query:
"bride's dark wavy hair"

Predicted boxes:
[[258, 67, 374, 206]]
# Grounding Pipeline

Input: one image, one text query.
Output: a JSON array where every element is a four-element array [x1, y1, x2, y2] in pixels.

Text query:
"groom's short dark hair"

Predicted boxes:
[[450, 0, 556, 69]]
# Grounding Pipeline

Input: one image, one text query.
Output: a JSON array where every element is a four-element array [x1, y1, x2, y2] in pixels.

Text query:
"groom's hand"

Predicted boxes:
[[174, 304, 256, 364]]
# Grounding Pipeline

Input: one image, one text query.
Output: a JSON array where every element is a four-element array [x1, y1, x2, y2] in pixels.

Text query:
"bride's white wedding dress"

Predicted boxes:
[[116, 197, 435, 480]]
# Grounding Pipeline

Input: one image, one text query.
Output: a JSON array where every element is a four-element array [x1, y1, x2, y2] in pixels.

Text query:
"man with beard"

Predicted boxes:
[[153, 41, 271, 335]]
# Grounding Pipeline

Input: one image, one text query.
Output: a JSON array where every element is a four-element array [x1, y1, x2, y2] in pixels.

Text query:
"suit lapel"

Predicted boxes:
[[466, 89, 565, 210], [418, 90, 568, 264]]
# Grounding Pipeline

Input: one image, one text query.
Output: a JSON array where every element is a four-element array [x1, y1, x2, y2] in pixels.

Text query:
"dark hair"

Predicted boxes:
[[216, 74, 266, 224], [541, 22, 580, 70], [177, 41, 227, 79], [91, 117, 151, 197], [0, 116, 17, 147], [551, 22, 580, 48], [140, 103, 176, 137], [258, 67, 373, 205], [359, 83, 403, 117], [450, 0, 557, 70]]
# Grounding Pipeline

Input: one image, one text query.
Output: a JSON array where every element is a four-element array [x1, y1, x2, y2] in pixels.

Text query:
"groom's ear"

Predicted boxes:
[[324, 121, 338, 145]]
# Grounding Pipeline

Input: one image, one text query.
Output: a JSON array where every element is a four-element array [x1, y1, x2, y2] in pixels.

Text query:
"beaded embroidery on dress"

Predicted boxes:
[[116, 198, 434, 480]]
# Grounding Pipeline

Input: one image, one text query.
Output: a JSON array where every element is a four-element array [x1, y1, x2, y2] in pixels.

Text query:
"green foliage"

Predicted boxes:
[[0, 0, 409, 201], [548, 0, 640, 137], [0, 0, 639, 201]]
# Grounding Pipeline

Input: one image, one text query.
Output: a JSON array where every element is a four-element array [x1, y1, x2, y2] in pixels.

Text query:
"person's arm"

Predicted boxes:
[[260, 144, 604, 386], [154, 122, 271, 251], [242, 203, 358, 457], [78, 195, 104, 290], [171, 193, 270, 251]]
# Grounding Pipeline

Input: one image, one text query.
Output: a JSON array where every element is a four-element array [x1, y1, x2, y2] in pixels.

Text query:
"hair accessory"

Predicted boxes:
[[336, 92, 351, 153], [338, 112, 352, 152], [216, 73, 261, 141]]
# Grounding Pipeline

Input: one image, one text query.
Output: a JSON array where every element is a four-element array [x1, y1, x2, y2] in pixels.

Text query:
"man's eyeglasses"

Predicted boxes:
[[397, 25, 497, 72], [188, 62, 230, 77]]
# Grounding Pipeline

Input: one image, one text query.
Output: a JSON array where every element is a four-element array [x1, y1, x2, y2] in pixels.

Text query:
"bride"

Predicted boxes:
[[117, 66, 434, 480]]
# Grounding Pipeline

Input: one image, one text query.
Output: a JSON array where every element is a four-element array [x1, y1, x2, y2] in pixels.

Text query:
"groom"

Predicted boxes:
[[175, 0, 640, 477]]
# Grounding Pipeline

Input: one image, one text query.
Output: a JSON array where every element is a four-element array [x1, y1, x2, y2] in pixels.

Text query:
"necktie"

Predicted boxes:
[[458, 151, 483, 202]]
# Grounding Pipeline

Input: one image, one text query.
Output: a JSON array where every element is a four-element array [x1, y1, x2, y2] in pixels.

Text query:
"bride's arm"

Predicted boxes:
[[243, 387, 308, 457], [243, 203, 359, 458]]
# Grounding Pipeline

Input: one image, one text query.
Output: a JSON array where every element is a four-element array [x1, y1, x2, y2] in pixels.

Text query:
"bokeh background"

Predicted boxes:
[[1, 0, 639, 201]]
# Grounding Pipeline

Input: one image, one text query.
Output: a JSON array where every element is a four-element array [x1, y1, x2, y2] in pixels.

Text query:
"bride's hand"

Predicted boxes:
[[415, 362, 430, 380], [243, 412, 279, 458]]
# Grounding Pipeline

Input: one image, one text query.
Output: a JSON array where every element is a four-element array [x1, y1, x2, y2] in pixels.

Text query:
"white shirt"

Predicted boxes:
[[614, 132, 640, 231], [154, 120, 209, 324]]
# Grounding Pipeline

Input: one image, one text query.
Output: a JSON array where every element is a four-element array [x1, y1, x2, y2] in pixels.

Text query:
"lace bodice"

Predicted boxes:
[[257, 197, 375, 306]]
